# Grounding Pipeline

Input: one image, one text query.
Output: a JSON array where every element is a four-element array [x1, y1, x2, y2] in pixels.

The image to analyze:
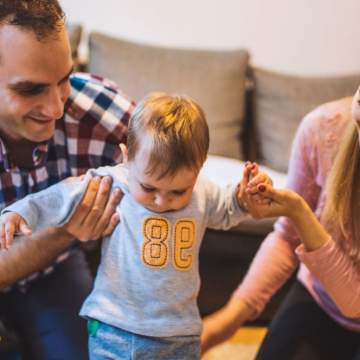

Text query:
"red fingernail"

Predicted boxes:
[[259, 185, 266, 192]]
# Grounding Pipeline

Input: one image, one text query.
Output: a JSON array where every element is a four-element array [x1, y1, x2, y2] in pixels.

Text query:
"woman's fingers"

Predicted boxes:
[[247, 172, 272, 193], [257, 184, 284, 201]]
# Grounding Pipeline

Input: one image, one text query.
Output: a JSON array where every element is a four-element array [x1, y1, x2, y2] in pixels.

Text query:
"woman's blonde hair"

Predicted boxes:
[[321, 120, 360, 264], [127, 93, 209, 179]]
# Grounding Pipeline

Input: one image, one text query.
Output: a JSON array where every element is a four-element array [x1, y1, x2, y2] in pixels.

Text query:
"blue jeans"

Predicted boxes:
[[0, 249, 93, 360], [88, 320, 200, 360]]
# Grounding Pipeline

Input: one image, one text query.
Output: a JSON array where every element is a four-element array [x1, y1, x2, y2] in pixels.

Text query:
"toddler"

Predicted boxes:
[[0, 93, 270, 359]]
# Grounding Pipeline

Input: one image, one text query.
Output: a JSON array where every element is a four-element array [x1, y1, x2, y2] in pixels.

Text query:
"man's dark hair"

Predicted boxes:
[[0, 0, 65, 40]]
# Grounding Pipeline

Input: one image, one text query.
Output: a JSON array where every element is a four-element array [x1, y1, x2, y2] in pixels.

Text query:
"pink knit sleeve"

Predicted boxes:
[[233, 112, 322, 317], [296, 240, 360, 318], [232, 230, 299, 317]]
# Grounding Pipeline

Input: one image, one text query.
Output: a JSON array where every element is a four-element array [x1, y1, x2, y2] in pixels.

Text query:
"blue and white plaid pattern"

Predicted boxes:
[[0, 72, 133, 290]]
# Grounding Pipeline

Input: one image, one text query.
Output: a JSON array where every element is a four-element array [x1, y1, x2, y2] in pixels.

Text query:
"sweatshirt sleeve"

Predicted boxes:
[[296, 240, 360, 318], [233, 111, 323, 317], [201, 177, 249, 231], [2, 164, 127, 232], [2, 175, 91, 232]]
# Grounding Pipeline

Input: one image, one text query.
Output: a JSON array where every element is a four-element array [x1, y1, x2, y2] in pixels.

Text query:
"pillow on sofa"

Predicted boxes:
[[201, 154, 286, 188], [88, 32, 249, 160], [253, 68, 360, 172]]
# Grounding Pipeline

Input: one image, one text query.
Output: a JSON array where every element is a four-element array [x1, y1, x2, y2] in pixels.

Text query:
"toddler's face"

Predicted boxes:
[[127, 155, 198, 213]]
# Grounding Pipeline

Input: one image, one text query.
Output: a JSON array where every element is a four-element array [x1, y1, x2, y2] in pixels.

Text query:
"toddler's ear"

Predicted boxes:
[[119, 143, 128, 164]]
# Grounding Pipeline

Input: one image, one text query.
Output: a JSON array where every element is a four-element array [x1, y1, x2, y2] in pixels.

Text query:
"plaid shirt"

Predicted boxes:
[[0, 72, 133, 290]]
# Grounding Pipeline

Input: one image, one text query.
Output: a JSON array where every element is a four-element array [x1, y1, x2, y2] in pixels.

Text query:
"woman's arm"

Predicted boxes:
[[201, 109, 324, 354], [201, 296, 256, 355], [256, 185, 360, 318], [253, 185, 329, 251], [287, 192, 329, 251]]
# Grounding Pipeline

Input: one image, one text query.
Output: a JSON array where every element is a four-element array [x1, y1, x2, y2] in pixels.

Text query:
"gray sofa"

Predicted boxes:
[[86, 32, 360, 322]]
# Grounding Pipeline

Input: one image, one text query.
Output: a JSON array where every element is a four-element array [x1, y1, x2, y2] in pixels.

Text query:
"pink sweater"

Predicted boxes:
[[234, 97, 360, 331]]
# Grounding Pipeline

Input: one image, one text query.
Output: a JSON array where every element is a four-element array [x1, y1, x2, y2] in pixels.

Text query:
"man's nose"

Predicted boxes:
[[41, 87, 67, 119]]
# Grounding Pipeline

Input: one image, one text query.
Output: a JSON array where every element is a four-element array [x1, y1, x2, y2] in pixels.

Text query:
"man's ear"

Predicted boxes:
[[119, 143, 128, 164]]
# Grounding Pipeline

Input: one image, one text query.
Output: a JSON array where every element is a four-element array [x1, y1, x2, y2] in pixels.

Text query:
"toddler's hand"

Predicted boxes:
[[0, 213, 32, 250], [237, 162, 273, 214], [246, 164, 273, 204]]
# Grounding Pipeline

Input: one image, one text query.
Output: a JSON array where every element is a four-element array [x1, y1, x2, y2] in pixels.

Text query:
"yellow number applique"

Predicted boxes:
[[173, 219, 195, 271], [142, 217, 170, 268]]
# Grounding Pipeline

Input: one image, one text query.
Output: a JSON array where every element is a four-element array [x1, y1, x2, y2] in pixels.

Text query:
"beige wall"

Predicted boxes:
[[60, 0, 360, 76]]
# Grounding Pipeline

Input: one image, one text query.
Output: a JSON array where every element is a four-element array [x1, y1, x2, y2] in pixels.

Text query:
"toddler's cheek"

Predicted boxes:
[[129, 186, 152, 207]]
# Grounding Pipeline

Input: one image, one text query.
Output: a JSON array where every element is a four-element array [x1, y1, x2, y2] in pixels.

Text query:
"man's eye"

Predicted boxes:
[[141, 184, 155, 193], [17, 87, 44, 96], [172, 190, 186, 196]]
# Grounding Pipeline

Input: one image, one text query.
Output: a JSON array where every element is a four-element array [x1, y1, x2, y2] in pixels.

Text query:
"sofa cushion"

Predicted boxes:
[[88, 32, 249, 160], [253, 68, 360, 172], [200, 155, 286, 235]]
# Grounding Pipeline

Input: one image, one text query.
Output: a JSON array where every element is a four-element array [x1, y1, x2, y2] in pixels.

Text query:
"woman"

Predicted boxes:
[[201, 88, 360, 359]]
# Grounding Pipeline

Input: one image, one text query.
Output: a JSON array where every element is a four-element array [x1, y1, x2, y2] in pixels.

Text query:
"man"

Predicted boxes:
[[0, 1, 132, 358]]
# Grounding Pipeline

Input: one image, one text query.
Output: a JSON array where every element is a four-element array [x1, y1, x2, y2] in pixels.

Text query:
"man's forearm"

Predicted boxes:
[[0, 227, 74, 289]]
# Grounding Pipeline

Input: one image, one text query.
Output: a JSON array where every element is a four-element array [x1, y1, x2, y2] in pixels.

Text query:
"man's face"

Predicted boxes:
[[0, 23, 73, 143]]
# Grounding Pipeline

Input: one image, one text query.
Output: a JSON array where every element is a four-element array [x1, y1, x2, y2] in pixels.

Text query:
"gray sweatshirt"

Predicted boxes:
[[4, 164, 246, 337]]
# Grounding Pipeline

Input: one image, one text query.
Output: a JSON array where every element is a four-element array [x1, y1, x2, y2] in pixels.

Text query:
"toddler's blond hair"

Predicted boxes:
[[127, 93, 209, 178]]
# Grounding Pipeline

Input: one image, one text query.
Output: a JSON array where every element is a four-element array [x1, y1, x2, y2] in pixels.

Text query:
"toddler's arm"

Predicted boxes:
[[1, 176, 91, 243], [0, 165, 126, 248], [205, 162, 272, 229]]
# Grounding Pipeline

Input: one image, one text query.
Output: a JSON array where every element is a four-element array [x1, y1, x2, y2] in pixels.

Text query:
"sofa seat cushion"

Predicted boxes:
[[201, 155, 286, 235], [253, 68, 360, 172], [88, 32, 249, 160]]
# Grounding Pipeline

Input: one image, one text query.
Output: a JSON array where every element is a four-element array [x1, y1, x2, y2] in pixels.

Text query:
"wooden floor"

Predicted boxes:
[[202, 327, 267, 360], [230, 326, 267, 344]]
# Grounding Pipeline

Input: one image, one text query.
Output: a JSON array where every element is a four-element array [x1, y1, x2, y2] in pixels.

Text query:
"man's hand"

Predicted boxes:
[[0, 213, 32, 250], [63, 176, 123, 241]]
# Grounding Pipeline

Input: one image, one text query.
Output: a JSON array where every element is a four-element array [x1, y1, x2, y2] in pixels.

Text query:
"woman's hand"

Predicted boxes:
[[246, 183, 304, 219], [201, 296, 256, 355], [237, 162, 273, 216], [253, 184, 329, 251]]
